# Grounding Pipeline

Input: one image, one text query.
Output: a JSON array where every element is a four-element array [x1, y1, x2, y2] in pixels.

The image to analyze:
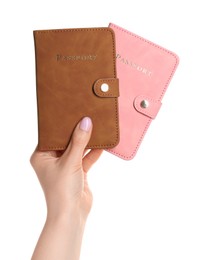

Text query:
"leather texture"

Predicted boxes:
[[107, 23, 179, 160], [34, 27, 119, 150]]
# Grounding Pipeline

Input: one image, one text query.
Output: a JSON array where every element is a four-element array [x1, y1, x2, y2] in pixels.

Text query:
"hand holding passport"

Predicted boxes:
[[33, 23, 179, 160]]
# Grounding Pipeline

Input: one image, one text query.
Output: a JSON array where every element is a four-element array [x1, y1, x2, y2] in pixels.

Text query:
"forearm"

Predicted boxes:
[[31, 212, 87, 260]]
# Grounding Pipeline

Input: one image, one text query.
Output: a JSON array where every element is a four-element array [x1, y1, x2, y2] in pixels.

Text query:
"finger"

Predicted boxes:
[[83, 149, 103, 173], [30, 145, 61, 169], [62, 117, 93, 163], [30, 146, 45, 171], [30, 145, 39, 168]]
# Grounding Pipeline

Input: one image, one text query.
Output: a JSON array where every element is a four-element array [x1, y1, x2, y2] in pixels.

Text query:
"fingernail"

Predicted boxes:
[[79, 117, 92, 132]]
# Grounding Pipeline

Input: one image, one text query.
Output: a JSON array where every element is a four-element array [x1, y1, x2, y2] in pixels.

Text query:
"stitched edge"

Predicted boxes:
[[39, 142, 118, 150], [107, 23, 179, 159], [35, 27, 119, 149], [35, 27, 113, 34], [108, 29, 119, 147], [104, 28, 119, 147]]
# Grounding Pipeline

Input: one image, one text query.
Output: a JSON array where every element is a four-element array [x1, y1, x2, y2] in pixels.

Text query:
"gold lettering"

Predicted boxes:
[[56, 54, 97, 61], [116, 53, 152, 77]]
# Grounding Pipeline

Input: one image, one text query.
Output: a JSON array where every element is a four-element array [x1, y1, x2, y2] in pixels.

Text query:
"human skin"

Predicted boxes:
[[30, 117, 103, 260]]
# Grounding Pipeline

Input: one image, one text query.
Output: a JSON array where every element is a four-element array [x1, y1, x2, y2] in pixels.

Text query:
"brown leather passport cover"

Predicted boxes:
[[33, 27, 119, 150]]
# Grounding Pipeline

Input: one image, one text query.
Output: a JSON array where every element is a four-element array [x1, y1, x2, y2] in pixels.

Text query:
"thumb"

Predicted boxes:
[[63, 117, 93, 163]]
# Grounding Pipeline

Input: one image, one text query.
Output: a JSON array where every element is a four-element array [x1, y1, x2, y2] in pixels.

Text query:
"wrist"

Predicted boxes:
[[46, 196, 91, 223], [47, 210, 83, 221], [46, 203, 88, 227], [46, 210, 87, 240]]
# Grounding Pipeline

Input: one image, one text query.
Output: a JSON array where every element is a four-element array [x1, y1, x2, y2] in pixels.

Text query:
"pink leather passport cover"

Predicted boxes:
[[107, 23, 179, 160]]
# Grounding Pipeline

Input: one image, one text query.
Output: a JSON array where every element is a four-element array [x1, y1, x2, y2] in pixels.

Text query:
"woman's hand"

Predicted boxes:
[[30, 117, 103, 260]]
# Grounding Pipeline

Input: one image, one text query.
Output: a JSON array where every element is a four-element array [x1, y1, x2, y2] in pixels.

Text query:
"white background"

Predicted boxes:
[[0, 0, 208, 259]]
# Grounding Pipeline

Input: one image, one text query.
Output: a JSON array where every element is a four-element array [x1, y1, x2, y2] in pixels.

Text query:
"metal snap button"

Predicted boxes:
[[140, 100, 149, 108], [101, 83, 109, 92]]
